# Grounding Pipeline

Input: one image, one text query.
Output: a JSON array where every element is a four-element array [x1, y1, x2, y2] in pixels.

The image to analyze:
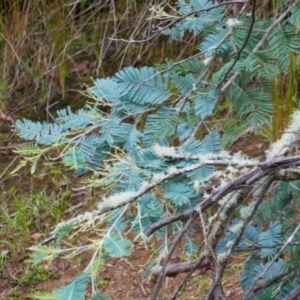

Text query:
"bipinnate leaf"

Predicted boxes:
[[91, 291, 111, 300], [103, 233, 133, 257], [53, 272, 89, 300]]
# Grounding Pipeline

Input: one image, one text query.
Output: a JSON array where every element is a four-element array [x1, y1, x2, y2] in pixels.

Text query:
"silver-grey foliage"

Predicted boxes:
[[14, 0, 300, 299]]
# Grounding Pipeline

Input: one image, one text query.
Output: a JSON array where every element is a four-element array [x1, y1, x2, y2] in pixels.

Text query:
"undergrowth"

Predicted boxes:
[[0, 0, 189, 120]]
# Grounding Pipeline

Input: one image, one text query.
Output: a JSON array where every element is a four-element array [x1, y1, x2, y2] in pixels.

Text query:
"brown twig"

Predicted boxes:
[[152, 258, 210, 278]]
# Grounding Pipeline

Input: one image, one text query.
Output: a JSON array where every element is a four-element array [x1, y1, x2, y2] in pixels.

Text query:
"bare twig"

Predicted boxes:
[[152, 258, 210, 277], [169, 255, 211, 300], [151, 212, 197, 300], [205, 177, 273, 300]]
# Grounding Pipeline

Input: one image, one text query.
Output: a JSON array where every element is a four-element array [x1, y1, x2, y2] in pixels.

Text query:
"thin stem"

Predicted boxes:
[[151, 212, 197, 300], [109, 1, 249, 44], [221, 3, 295, 92]]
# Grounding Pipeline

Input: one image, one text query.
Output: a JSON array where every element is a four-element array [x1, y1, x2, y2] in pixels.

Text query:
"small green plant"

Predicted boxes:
[[0, 187, 71, 248], [18, 266, 53, 286]]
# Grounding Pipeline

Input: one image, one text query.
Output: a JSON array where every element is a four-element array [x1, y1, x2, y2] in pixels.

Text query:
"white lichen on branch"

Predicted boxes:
[[266, 110, 300, 159]]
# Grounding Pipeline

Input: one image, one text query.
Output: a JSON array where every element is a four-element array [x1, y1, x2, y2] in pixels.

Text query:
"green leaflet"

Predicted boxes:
[[199, 30, 230, 57], [56, 106, 91, 130], [107, 207, 128, 234], [88, 78, 127, 103], [227, 84, 273, 132], [142, 108, 177, 147], [54, 223, 73, 244], [171, 73, 196, 94], [194, 90, 217, 119], [164, 182, 197, 206], [15, 119, 65, 145], [54, 272, 89, 300], [13, 143, 41, 156], [103, 233, 133, 258], [183, 237, 200, 255], [131, 194, 165, 238], [163, 0, 223, 41], [114, 66, 171, 105], [180, 132, 221, 155], [289, 3, 300, 30], [249, 51, 281, 80], [268, 23, 300, 73], [63, 148, 86, 170], [274, 279, 300, 300], [91, 291, 111, 300], [240, 253, 261, 292], [258, 222, 282, 259]]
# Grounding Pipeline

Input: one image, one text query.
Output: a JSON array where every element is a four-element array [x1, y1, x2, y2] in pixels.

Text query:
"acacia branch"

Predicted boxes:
[[243, 222, 300, 300], [109, 1, 249, 44], [169, 175, 274, 299], [148, 155, 300, 236], [221, 2, 295, 92], [249, 273, 288, 298], [134, 26, 234, 120], [205, 177, 273, 300], [282, 285, 300, 300], [217, 0, 256, 88]]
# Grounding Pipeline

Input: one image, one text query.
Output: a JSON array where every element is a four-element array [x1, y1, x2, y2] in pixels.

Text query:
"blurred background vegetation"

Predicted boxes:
[[0, 0, 199, 124], [0, 0, 299, 138]]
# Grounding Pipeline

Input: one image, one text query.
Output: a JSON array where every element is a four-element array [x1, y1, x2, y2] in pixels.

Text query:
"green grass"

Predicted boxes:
[[0, 162, 72, 261], [17, 266, 53, 286], [0, 161, 75, 297]]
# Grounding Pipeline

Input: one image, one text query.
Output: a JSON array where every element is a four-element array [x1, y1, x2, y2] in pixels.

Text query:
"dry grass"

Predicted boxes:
[[0, 0, 198, 121]]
